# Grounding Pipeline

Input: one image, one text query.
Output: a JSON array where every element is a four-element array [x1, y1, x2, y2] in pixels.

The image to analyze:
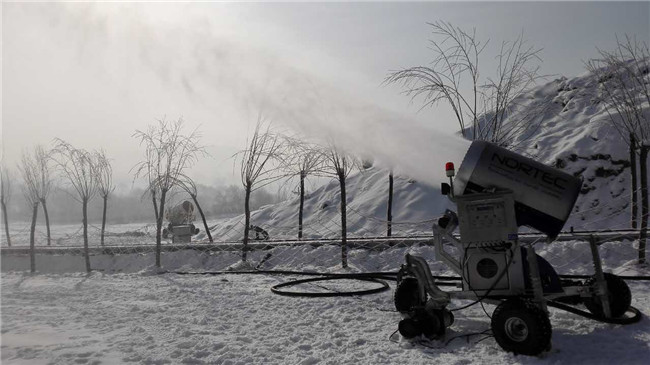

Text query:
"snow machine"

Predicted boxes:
[[162, 200, 200, 243], [395, 141, 639, 356]]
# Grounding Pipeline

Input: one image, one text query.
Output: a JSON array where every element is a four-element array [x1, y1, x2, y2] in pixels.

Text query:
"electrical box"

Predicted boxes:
[[455, 191, 525, 296], [456, 192, 517, 244]]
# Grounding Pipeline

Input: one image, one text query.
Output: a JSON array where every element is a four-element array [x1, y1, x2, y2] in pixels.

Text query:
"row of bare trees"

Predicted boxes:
[[2, 141, 116, 273], [130, 116, 384, 269], [236, 117, 375, 269]]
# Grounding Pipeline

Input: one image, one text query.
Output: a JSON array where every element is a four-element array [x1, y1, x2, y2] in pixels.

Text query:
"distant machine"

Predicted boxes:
[[163, 200, 200, 243], [395, 141, 638, 356]]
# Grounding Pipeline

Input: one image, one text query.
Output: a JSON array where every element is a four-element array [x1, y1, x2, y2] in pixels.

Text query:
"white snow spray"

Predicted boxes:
[[31, 3, 471, 187]]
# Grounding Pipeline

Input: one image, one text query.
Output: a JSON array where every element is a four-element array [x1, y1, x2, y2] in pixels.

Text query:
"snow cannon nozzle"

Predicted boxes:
[[445, 162, 455, 177]]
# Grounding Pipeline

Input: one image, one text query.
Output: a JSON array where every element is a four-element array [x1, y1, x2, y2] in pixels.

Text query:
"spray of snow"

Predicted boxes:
[[23, 2, 470, 188]]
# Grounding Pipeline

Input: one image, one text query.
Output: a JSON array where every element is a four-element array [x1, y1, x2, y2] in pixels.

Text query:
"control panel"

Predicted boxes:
[[456, 192, 518, 245]]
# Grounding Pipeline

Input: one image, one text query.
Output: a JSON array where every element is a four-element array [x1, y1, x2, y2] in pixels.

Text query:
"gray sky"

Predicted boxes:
[[2, 1, 649, 192]]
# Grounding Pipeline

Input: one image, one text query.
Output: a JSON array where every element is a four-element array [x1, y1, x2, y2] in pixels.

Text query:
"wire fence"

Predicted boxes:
[[1, 182, 647, 274], [0, 213, 647, 277]]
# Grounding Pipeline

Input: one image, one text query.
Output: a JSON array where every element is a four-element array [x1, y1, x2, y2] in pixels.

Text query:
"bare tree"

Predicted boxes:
[[282, 136, 324, 240], [95, 150, 115, 246], [33, 146, 54, 246], [139, 147, 161, 224], [18, 150, 44, 273], [385, 21, 545, 148], [1, 166, 12, 247], [237, 117, 286, 262], [51, 139, 99, 273], [177, 176, 213, 243], [133, 118, 205, 268], [320, 142, 360, 268], [586, 35, 650, 263], [387, 171, 394, 237]]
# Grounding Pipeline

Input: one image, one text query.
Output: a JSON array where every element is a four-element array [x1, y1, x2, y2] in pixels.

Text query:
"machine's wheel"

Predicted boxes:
[[394, 278, 425, 313], [491, 298, 552, 356], [584, 273, 631, 318]]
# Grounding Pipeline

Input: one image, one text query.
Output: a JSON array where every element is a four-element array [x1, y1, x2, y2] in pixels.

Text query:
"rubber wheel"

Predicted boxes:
[[394, 278, 425, 313], [491, 298, 552, 356], [584, 273, 631, 318], [421, 310, 444, 339]]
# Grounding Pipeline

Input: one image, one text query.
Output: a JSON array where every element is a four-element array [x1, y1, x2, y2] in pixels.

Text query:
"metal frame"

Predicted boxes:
[[400, 190, 612, 318]]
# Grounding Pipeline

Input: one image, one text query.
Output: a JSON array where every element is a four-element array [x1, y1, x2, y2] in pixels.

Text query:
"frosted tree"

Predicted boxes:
[[176, 176, 213, 243], [33, 145, 54, 246], [51, 139, 99, 273], [320, 142, 360, 268], [1, 166, 12, 247], [387, 171, 394, 237], [133, 118, 205, 268], [237, 117, 286, 262], [282, 136, 324, 240], [18, 149, 46, 272], [385, 21, 546, 148], [141, 147, 161, 224], [586, 35, 650, 263], [95, 150, 116, 246]]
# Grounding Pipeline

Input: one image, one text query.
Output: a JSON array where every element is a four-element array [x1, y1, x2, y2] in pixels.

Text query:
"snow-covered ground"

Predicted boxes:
[[2, 238, 650, 364]]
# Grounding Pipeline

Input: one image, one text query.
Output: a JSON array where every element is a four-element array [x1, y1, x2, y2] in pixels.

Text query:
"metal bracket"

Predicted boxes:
[[404, 254, 451, 308], [589, 235, 611, 318], [525, 242, 548, 313]]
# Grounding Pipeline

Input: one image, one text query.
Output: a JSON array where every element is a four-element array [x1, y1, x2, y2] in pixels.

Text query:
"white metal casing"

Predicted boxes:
[[455, 192, 525, 296]]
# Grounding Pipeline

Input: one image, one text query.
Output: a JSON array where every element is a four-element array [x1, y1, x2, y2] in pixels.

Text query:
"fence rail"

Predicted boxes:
[[1, 230, 643, 256]]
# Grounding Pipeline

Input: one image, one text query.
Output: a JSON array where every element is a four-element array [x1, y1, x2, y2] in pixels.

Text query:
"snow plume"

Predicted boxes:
[[25, 3, 470, 186]]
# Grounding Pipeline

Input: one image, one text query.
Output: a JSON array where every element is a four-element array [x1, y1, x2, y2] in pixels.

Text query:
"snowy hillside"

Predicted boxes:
[[486, 69, 648, 231], [204, 167, 454, 241]]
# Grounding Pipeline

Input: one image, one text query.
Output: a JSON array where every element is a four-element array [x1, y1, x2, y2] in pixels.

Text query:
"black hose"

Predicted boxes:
[[167, 270, 650, 300], [270, 276, 391, 297], [168, 270, 462, 296], [547, 300, 643, 325], [557, 274, 650, 281]]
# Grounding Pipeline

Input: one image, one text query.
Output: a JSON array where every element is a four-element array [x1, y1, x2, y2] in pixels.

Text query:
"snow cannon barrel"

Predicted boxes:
[[453, 141, 582, 239], [165, 200, 196, 225]]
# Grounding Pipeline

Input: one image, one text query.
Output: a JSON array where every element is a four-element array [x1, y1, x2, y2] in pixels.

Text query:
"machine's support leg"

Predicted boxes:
[[433, 232, 462, 275], [404, 254, 451, 308], [525, 242, 547, 313], [589, 235, 612, 318]]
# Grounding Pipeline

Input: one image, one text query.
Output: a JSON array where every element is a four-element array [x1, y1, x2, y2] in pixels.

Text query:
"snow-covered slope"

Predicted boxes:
[[209, 67, 645, 240], [486, 68, 647, 231], [206, 167, 454, 241]]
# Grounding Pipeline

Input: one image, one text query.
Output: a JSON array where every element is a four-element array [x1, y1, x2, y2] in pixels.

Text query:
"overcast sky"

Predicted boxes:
[[2, 1, 649, 192]]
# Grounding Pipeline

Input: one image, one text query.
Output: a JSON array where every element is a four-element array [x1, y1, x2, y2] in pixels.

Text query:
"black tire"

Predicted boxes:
[[394, 278, 425, 313], [421, 310, 444, 339], [491, 298, 552, 356], [584, 273, 631, 318]]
